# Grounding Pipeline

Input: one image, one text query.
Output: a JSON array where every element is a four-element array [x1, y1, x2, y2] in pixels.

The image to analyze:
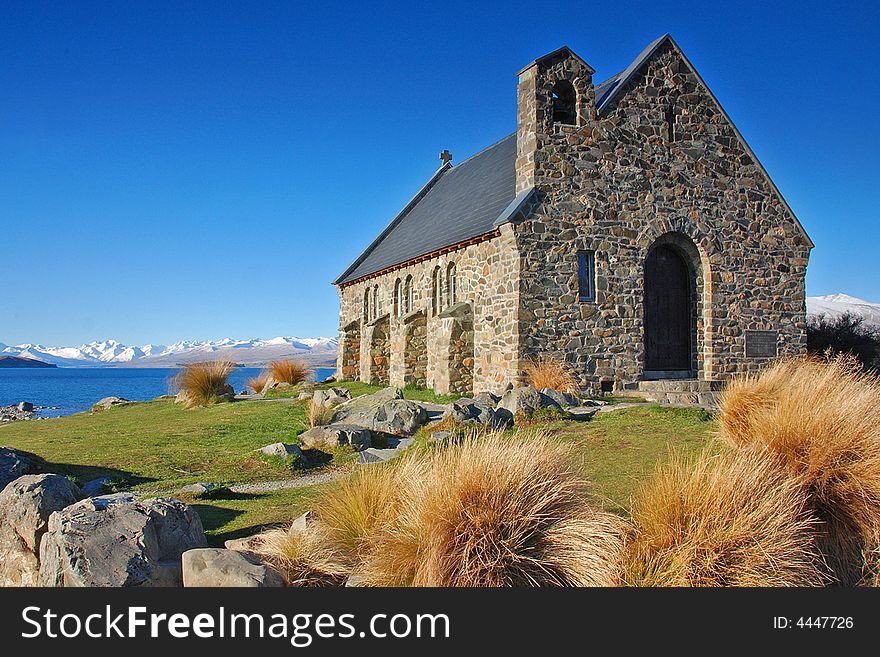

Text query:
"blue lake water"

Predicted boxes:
[[0, 367, 336, 418]]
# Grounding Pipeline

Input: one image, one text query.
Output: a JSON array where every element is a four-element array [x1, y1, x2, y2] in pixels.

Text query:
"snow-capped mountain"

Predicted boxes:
[[0, 336, 338, 367], [807, 294, 880, 327]]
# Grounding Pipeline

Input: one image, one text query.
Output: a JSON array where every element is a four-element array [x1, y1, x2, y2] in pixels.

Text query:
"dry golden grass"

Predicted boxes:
[[624, 447, 826, 587], [307, 399, 336, 428], [361, 432, 627, 587], [269, 359, 311, 386], [718, 356, 880, 585], [256, 432, 626, 587], [247, 371, 270, 394], [174, 361, 234, 409], [524, 356, 578, 393]]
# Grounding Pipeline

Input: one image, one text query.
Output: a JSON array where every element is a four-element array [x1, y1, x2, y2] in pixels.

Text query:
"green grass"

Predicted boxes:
[[321, 380, 468, 405], [0, 398, 314, 491], [551, 404, 718, 514], [0, 387, 717, 545]]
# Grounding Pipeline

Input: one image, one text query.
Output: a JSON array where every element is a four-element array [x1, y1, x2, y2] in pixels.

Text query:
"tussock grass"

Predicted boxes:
[[623, 447, 826, 587], [270, 359, 311, 386], [718, 356, 880, 585], [307, 400, 336, 428], [174, 361, 234, 408], [256, 432, 626, 587], [247, 371, 270, 394], [524, 356, 578, 393]]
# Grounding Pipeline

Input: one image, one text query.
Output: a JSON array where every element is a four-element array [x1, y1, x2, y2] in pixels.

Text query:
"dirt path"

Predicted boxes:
[[229, 469, 349, 493]]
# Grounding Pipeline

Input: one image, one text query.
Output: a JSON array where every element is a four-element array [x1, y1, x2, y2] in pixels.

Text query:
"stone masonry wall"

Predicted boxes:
[[336, 224, 521, 395], [513, 41, 811, 391]]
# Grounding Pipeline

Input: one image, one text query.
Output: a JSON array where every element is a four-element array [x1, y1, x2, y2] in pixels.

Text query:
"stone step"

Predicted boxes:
[[636, 379, 723, 393], [632, 379, 722, 410]]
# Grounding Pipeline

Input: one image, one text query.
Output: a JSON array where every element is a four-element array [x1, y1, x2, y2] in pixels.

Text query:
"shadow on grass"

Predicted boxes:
[[14, 448, 156, 489]]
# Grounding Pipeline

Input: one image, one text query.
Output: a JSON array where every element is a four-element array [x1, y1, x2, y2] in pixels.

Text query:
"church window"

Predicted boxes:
[[446, 262, 457, 306], [363, 288, 370, 322], [432, 266, 443, 316], [577, 251, 596, 302], [393, 278, 402, 317], [404, 275, 413, 314], [551, 80, 577, 125]]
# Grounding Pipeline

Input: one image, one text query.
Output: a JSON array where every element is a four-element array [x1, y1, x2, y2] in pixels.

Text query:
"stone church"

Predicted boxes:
[[333, 34, 812, 396]]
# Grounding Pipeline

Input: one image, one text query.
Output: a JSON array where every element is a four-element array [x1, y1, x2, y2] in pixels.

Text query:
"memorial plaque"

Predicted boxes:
[[745, 330, 778, 358]]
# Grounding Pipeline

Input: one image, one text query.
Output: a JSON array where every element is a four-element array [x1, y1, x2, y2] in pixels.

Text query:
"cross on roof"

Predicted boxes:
[[439, 149, 452, 165]]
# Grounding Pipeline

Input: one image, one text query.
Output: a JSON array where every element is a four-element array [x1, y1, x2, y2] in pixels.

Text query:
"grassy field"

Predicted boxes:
[[0, 392, 717, 545]]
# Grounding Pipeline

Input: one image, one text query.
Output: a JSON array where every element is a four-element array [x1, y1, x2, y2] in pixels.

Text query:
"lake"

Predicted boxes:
[[0, 366, 336, 418]]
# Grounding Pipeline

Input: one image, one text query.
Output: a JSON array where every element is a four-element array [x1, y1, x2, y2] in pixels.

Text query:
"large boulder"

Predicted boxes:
[[540, 388, 583, 408], [472, 392, 501, 408], [0, 474, 81, 586], [94, 396, 131, 410], [442, 398, 512, 429], [499, 386, 563, 415], [331, 388, 428, 436], [182, 548, 284, 587], [258, 443, 307, 462], [0, 447, 34, 490], [299, 424, 371, 451], [38, 495, 207, 587]]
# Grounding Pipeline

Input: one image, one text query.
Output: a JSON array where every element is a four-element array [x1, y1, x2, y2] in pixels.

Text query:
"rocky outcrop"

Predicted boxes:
[[442, 398, 512, 429], [299, 424, 372, 451], [0, 474, 81, 586], [182, 548, 284, 587], [38, 494, 207, 587], [499, 386, 563, 415], [331, 388, 428, 436], [258, 443, 307, 462], [0, 447, 35, 489], [311, 387, 352, 408], [540, 388, 583, 408], [0, 405, 36, 422]]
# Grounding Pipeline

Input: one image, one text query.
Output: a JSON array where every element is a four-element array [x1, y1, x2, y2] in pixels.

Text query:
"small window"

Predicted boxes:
[[393, 278, 402, 317], [665, 104, 676, 142], [372, 285, 380, 318], [363, 289, 370, 322], [404, 275, 413, 314], [446, 262, 457, 306], [551, 80, 577, 125], [577, 251, 596, 302], [431, 266, 443, 316]]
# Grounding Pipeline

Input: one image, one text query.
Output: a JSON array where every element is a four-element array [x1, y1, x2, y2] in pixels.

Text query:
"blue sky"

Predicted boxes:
[[1, 1, 877, 346]]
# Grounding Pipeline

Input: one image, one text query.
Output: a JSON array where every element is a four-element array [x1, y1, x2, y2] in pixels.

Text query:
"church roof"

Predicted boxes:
[[334, 133, 518, 285]]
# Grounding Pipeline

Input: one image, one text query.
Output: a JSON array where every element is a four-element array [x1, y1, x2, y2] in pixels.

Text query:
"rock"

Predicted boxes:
[[297, 392, 313, 401], [81, 476, 114, 496], [0, 474, 81, 586], [224, 534, 264, 553], [394, 437, 414, 451], [429, 430, 451, 443], [38, 496, 207, 587], [541, 388, 583, 408], [174, 390, 190, 405], [358, 448, 399, 464], [239, 389, 249, 396], [290, 510, 316, 533], [94, 396, 131, 410], [332, 389, 428, 436], [311, 388, 351, 409], [275, 382, 291, 390], [299, 424, 372, 451], [0, 446, 34, 490], [442, 398, 512, 429], [182, 548, 284, 587], [472, 392, 501, 407], [345, 574, 367, 587], [322, 375, 337, 384], [17, 401, 34, 413], [584, 399, 609, 406], [179, 482, 227, 497], [258, 443, 307, 462], [499, 386, 562, 415]]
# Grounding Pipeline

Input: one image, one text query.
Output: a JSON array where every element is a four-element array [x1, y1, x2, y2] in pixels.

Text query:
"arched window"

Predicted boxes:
[[446, 262, 457, 306], [363, 288, 370, 322], [372, 285, 379, 318], [431, 266, 443, 316], [551, 80, 577, 125], [403, 275, 413, 314], [393, 278, 402, 317]]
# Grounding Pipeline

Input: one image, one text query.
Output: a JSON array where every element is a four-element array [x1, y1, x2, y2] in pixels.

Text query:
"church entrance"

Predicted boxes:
[[644, 243, 695, 375]]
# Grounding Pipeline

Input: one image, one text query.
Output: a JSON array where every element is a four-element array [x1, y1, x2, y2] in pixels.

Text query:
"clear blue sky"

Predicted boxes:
[[2, 1, 877, 346]]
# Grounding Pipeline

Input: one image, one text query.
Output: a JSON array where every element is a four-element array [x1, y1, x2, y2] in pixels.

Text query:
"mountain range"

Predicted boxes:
[[0, 336, 338, 368], [2, 294, 876, 368]]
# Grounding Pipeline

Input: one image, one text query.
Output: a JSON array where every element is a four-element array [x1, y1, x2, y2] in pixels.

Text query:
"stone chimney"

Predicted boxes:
[[515, 46, 596, 195]]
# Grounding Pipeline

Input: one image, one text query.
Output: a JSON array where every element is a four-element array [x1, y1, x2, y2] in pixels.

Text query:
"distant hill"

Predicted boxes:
[[0, 355, 57, 368], [807, 294, 880, 327], [0, 336, 338, 368]]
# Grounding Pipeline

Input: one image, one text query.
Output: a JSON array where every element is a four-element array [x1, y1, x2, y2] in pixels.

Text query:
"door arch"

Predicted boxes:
[[644, 239, 697, 374]]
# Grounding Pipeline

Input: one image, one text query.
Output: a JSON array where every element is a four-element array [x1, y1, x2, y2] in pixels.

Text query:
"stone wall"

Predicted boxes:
[[430, 302, 475, 395], [339, 321, 361, 381], [336, 225, 521, 395], [511, 40, 811, 392]]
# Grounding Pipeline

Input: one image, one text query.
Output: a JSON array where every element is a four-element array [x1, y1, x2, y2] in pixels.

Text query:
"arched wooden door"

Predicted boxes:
[[644, 244, 693, 372]]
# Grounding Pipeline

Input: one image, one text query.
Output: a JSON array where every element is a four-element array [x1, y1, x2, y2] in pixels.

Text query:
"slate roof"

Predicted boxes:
[[334, 133, 517, 285]]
